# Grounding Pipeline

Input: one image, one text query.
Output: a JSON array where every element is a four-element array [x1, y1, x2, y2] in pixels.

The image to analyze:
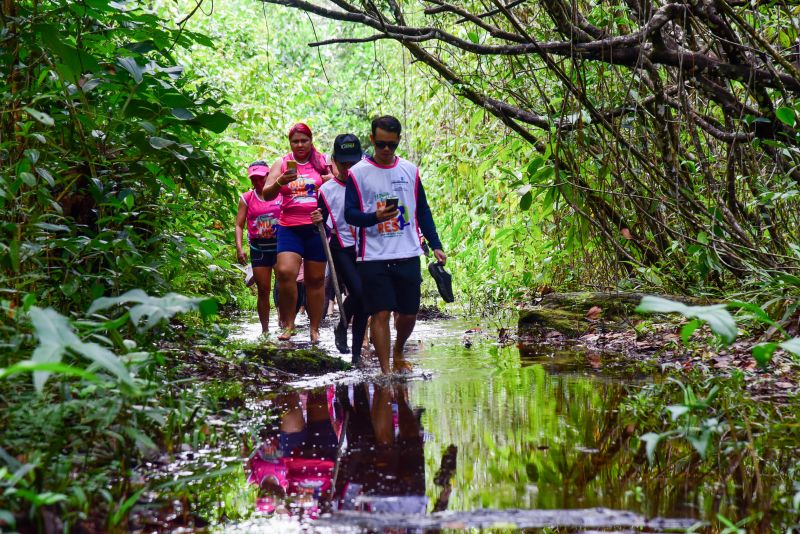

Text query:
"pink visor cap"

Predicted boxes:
[[248, 164, 269, 178]]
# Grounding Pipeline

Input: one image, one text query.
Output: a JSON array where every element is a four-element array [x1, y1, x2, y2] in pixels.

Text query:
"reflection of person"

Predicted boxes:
[[334, 383, 426, 514], [311, 134, 369, 365], [263, 123, 334, 342], [345, 116, 446, 374], [235, 161, 280, 334], [247, 388, 339, 518]]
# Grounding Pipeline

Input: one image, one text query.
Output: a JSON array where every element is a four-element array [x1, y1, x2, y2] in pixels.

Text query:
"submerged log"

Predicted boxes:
[[518, 292, 709, 338]]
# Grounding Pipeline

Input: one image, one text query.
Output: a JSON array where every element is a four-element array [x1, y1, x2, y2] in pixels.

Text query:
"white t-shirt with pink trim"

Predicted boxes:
[[349, 157, 422, 261]]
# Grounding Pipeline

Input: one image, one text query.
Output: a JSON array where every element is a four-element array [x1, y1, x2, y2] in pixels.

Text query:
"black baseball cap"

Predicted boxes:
[[332, 133, 362, 163]]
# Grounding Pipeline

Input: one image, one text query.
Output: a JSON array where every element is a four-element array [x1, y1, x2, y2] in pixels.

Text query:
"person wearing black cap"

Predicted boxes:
[[311, 134, 369, 365]]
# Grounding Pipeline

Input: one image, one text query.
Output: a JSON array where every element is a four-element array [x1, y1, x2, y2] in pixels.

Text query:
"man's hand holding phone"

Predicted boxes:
[[377, 196, 399, 222]]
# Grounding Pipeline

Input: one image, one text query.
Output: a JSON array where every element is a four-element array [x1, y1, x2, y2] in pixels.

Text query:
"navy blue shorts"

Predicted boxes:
[[277, 224, 326, 262], [279, 421, 338, 460], [250, 238, 277, 268], [357, 257, 421, 315]]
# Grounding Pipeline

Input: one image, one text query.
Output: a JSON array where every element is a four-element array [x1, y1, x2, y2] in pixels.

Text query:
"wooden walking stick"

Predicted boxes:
[[316, 221, 348, 332]]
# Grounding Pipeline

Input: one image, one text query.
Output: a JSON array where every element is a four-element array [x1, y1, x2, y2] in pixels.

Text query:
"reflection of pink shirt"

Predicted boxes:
[[278, 153, 327, 227], [242, 190, 281, 240]]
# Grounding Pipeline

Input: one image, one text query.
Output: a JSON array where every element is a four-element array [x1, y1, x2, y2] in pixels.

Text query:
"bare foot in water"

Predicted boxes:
[[310, 329, 320, 344], [393, 359, 413, 373], [392, 347, 413, 373], [278, 326, 295, 341]]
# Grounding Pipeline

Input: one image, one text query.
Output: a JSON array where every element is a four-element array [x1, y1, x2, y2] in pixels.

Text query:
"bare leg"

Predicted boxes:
[[276, 252, 301, 340], [371, 384, 395, 446], [392, 313, 417, 372], [276, 392, 305, 433], [252, 266, 273, 333], [371, 310, 392, 374], [362, 316, 371, 351], [303, 260, 326, 343]]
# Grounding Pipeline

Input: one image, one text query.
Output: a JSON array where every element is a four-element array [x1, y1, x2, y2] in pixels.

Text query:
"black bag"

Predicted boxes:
[[428, 261, 454, 303]]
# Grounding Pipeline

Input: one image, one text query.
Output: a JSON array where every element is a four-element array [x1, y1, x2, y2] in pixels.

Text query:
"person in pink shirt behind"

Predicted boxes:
[[263, 123, 334, 342], [236, 161, 281, 333]]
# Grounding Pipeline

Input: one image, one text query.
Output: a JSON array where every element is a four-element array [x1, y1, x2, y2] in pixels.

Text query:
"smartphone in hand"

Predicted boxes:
[[385, 196, 399, 210]]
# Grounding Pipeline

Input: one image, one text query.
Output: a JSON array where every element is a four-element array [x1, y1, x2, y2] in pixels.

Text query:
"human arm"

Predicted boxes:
[[235, 198, 248, 265], [262, 157, 296, 200], [416, 181, 446, 264], [310, 195, 329, 226], [344, 176, 399, 227]]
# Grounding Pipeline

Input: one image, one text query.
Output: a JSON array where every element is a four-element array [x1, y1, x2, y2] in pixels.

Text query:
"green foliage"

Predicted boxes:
[[639, 378, 724, 463], [1, 0, 241, 312], [636, 296, 737, 345], [0, 289, 244, 529]]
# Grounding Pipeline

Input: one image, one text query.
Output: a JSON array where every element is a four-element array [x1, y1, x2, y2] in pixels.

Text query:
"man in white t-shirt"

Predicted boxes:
[[344, 115, 447, 374]]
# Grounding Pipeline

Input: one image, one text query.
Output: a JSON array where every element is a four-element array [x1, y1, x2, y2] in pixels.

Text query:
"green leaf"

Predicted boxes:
[[34, 223, 70, 232], [20, 172, 36, 186], [117, 56, 145, 84], [27, 307, 133, 392], [752, 343, 777, 368], [467, 31, 479, 44], [779, 337, 800, 356], [776, 106, 796, 127], [666, 404, 690, 421], [88, 289, 207, 331], [640, 432, 662, 463], [149, 136, 176, 149], [198, 298, 218, 318], [171, 108, 195, 120], [195, 111, 235, 133], [519, 191, 532, 211], [727, 300, 780, 331], [109, 488, 146, 526], [36, 168, 56, 187], [0, 361, 99, 383], [23, 107, 54, 127], [687, 429, 711, 458], [636, 296, 737, 345], [680, 319, 701, 344]]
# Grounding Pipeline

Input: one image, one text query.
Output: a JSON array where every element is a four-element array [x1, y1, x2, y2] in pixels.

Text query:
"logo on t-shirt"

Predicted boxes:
[[289, 176, 317, 203], [254, 215, 277, 239], [376, 193, 411, 236]]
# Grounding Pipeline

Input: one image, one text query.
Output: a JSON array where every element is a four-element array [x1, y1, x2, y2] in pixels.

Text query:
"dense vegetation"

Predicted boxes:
[[265, 0, 800, 296], [2, 0, 799, 530]]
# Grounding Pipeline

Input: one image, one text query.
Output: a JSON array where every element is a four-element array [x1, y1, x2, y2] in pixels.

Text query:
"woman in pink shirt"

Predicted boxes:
[[263, 123, 333, 342], [236, 161, 281, 334]]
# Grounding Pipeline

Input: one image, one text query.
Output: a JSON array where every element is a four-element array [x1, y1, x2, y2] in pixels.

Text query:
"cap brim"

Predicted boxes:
[[335, 154, 362, 163]]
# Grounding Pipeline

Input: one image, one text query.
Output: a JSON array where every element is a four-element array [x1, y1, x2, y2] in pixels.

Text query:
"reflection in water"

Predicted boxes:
[[335, 383, 427, 514], [247, 389, 338, 519], [247, 382, 438, 523]]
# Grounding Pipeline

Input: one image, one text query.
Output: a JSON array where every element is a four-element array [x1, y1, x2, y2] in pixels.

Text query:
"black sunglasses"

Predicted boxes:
[[374, 141, 399, 150]]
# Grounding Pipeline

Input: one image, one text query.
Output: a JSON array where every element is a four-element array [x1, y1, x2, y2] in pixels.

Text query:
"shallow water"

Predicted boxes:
[[216, 313, 700, 531]]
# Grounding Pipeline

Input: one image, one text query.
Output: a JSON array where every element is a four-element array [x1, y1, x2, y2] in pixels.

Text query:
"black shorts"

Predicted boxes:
[[250, 238, 277, 268], [357, 257, 421, 315]]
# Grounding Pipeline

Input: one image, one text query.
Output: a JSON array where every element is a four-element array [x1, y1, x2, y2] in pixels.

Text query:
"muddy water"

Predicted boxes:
[[216, 314, 698, 532]]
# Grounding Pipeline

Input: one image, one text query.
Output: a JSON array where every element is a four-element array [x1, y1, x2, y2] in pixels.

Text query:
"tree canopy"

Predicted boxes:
[[263, 0, 800, 289]]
